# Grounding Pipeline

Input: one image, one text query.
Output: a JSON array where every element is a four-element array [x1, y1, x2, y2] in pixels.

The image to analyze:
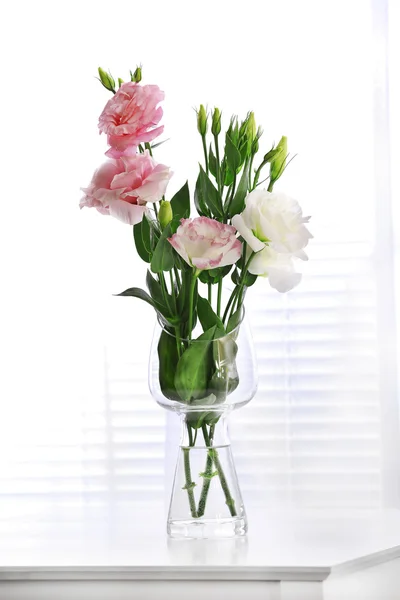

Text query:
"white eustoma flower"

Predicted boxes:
[[249, 246, 301, 292], [232, 189, 312, 257], [232, 189, 312, 292]]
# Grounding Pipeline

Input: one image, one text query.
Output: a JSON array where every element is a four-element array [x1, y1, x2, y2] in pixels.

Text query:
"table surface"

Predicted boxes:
[[1, 497, 400, 581]]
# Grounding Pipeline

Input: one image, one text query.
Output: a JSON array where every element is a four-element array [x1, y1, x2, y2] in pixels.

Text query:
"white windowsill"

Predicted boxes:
[[1, 500, 400, 583]]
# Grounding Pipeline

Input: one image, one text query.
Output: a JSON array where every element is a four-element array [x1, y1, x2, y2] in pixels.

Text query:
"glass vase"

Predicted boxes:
[[148, 311, 258, 539]]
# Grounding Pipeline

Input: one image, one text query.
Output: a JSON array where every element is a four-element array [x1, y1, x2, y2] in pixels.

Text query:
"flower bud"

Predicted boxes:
[[211, 108, 221, 136], [132, 66, 142, 83], [158, 200, 173, 230], [197, 105, 208, 136], [98, 67, 116, 93], [252, 126, 263, 154], [246, 112, 257, 144], [118, 78, 124, 88], [270, 136, 288, 181]]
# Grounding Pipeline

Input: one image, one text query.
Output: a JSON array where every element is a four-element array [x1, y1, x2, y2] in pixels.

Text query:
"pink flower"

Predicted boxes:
[[98, 82, 164, 158], [80, 151, 173, 225], [168, 217, 242, 271]]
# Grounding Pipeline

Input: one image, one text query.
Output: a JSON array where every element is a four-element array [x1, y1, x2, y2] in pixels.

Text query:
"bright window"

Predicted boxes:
[[0, 0, 398, 512]]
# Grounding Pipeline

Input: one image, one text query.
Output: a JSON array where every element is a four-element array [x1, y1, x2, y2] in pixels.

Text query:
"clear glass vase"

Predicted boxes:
[[167, 413, 247, 538], [148, 311, 258, 539]]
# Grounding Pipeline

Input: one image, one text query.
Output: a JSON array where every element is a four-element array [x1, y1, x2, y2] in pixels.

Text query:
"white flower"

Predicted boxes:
[[249, 246, 301, 292], [231, 189, 312, 292], [232, 189, 312, 258]]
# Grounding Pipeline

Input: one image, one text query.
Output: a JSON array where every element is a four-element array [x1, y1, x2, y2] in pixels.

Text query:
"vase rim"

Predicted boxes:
[[157, 306, 246, 342]]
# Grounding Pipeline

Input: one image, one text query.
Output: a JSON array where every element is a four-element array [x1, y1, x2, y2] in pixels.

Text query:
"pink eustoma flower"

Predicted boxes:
[[80, 151, 172, 225], [98, 82, 164, 158], [168, 217, 242, 270]]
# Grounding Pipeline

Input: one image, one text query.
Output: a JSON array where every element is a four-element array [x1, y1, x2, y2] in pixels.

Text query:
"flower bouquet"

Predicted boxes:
[[81, 66, 312, 538]]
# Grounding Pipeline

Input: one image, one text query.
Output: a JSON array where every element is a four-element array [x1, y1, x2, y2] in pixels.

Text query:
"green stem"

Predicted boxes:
[[224, 171, 237, 221], [154, 203, 158, 218], [267, 180, 274, 192], [174, 266, 181, 292], [187, 269, 199, 342], [169, 271, 177, 308], [222, 287, 239, 325], [201, 135, 209, 175], [208, 282, 212, 304], [197, 425, 213, 518], [214, 134, 224, 215], [248, 154, 255, 188], [213, 449, 237, 517], [232, 250, 254, 319], [182, 448, 198, 518], [187, 422, 193, 446], [209, 424, 215, 444], [197, 423, 237, 518], [174, 326, 182, 358], [202, 424, 210, 446], [159, 273, 172, 315], [217, 280, 223, 317]]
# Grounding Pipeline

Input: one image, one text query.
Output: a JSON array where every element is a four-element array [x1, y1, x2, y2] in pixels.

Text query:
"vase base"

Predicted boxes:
[[167, 516, 247, 539]]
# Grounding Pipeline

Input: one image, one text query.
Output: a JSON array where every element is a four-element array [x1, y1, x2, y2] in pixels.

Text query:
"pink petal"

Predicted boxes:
[[107, 198, 146, 225]]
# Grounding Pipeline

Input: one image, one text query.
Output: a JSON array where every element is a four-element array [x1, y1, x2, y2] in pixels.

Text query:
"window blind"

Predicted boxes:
[[231, 241, 382, 508], [0, 0, 399, 515]]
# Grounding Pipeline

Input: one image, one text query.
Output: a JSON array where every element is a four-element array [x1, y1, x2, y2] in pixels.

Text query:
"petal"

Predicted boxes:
[[107, 198, 146, 225], [268, 268, 302, 293], [218, 238, 242, 268], [231, 214, 265, 252], [191, 254, 223, 270], [168, 235, 191, 267]]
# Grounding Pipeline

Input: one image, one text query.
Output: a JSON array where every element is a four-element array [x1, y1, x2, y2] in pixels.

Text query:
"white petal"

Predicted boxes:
[[268, 267, 301, 292], [231, 214, 265, 252]]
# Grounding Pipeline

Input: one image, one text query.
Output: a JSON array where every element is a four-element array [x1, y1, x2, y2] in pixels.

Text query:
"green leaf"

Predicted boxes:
[[177, 269, 198, 336], [198, 166, 224, 218], [198, 265, 232, 285], [227, 308, 242, 334], [231, 268, 258, 287], [225, 134, 241, 173], [238, 138, 249, 166], [170, 181, 190, 219], [158, 330, 181, 401], [227, 160, 250, 218], [197, 296, 225, 332], [150, 222, 176, 273], [133, 216, 152, 263], [174, 326, 217, 403], [115, 287, 155, 309], [194, 172, 212, 217], [151, 138, 170, 149], [208, 332, 239, 400], [146, 270, 182, 326], [209, 145, 217, 179], [146, 270, 166, 308]]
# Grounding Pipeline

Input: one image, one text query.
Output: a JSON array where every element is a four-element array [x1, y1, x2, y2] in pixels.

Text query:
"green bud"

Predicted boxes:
[[263, 146, 279, 163], [246, 112, 257, 144], [227, 115, 238, 145], [270, 136, 288, 181], [132, 66, 142, 83], [197, 104, 208, 136], [252, 126, 263, 154], [211, 108, 221, 136], [98, 67, 116, 93], [158, 201, 173, 230], [118, 78, 124, 88]]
